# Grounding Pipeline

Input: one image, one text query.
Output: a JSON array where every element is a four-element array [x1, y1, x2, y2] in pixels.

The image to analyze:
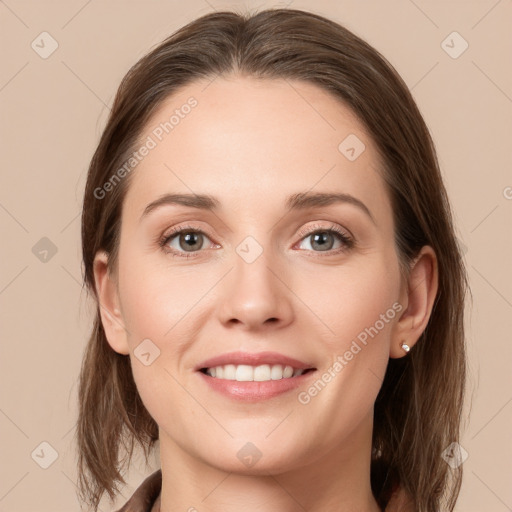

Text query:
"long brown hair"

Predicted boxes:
[[77, 8, 468, 511]]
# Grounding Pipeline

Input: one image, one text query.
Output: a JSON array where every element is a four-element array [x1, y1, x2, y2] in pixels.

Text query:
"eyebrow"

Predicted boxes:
[[140, 191, 375, 224]]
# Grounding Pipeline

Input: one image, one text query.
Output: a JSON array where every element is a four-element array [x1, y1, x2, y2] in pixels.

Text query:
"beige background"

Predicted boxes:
[[1, 0, 511, 510]]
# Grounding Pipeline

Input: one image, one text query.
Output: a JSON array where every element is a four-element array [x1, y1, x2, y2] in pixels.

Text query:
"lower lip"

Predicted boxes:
[[197, 370, 316, 401]]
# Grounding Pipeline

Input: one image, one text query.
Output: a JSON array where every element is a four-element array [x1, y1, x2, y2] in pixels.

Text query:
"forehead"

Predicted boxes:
[[122, 75, 390, 221]]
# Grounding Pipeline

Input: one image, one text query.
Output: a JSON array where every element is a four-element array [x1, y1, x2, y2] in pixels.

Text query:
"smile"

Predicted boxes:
[[200, 364, 315, 381]]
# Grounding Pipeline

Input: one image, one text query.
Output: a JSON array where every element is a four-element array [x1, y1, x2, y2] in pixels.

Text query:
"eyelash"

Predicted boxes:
[[157, 222, 355, 259]]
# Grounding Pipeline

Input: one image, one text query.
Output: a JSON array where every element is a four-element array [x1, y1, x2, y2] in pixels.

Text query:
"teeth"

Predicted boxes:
[[224, 364, 236, 380], [205, 364, 305, 381]]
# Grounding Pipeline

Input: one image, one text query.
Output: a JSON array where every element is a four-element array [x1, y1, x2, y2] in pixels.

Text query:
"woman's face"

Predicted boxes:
[[100, 76, 407, 473]]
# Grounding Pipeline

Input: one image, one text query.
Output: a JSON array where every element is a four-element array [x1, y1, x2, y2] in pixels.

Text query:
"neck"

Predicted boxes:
[[157, 411, 381, 512]]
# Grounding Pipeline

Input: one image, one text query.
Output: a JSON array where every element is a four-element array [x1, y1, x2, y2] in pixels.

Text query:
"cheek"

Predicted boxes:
[[120, 265, 199, 431], [117, 248, 203, 342], [295, 254, 401, 348], [116, 251, 211, 403], [291, 259, 400, 441]]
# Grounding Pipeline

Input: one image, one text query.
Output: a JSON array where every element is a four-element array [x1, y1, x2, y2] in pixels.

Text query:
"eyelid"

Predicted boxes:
[[295, 222, 353, 243]]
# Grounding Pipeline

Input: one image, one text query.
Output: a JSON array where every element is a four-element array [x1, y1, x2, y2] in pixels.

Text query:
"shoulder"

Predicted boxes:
[[115, 469, 162, 512], [384, 485, 415, 512]]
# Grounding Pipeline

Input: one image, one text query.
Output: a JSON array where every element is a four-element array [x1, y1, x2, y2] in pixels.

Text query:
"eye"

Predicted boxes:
[[295, 223, 354, 254], [158, 222, 354, 259], [158, 225, 217, 258]]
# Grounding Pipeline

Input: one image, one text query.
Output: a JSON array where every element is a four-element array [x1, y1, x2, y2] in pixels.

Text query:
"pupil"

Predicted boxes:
[[312, 232, 333, 251], [181, 232, 201, 251]]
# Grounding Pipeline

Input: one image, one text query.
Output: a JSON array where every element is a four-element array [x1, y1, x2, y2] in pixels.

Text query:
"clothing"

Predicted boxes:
[[115, 470, 161, 512], [115, 469, 413, 511]]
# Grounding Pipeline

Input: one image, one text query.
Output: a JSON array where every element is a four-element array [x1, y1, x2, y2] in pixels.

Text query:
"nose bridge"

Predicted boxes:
[[217, 233, 294, 329]]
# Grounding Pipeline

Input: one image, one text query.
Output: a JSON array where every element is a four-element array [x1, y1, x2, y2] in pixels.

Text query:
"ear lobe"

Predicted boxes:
[[93, 250, 130, 355], [390, 246, 438, 359]]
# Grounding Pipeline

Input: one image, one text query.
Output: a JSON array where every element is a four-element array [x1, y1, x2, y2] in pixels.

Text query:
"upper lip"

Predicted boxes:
[[196, 351, 316, 371]]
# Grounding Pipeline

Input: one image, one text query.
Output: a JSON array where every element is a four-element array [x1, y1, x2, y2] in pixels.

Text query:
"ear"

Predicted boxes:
[[390, 245, 438, 359], [93, 250, 130, 355]]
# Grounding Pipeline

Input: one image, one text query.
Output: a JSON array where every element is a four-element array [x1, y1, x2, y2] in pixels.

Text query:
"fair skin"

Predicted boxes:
[[94, 76, 438, 512]]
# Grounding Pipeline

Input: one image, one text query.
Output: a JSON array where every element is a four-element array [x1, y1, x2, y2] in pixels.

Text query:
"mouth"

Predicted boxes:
[[199, 364, 316, 382], [195, 351, 317, 400]]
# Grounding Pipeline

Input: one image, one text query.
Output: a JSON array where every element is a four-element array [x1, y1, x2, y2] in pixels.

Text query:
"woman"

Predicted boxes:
[[76, 8, 468, 512]]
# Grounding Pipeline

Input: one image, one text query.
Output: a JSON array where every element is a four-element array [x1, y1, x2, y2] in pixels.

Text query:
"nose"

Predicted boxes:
[[217, 245, 295, 331]]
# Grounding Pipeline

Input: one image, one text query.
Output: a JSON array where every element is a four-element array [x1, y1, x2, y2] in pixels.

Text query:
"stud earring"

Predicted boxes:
[[401, 342, 411, 353]]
